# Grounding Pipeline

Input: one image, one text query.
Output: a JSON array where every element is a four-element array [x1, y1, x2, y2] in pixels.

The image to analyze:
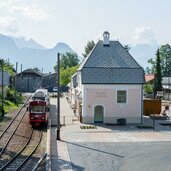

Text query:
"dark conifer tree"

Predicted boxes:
[[154, 49, 163, 94]]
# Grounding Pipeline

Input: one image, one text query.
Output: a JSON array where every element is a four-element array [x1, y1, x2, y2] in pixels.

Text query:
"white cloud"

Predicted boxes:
[[133, 26, 158, 45], [0, 2, 5, 9], [0, 16, 19, 34], [117, 32, 131, 44], [0, 1, 50, 21], [8, 4, 50, 21], [116, 27, 158, 46]]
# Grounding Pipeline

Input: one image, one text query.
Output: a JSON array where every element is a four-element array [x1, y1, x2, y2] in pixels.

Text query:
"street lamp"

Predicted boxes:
[[57, 53, 60, 140]]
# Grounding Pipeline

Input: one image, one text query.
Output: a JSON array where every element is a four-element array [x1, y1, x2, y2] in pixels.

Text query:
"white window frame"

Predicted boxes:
[[117, 90, 127, 104]]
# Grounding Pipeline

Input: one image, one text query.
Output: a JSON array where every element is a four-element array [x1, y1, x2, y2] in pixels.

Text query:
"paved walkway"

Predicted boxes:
[[48, 96, 171, 171], [48, 97, 74, 171]]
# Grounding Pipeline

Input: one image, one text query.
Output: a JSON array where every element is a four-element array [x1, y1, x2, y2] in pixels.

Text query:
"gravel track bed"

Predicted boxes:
[[0, 112, 32, 168], [0, 96, 29, 136], [0, 107, 23, 135], [36, 153, 46, 171], [0, 108, 28, 147], [0, 96, 47, 170], [22, 127, 47, 171]]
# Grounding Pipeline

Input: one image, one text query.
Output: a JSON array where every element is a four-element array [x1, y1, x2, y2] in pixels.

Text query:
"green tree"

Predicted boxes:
[[154, 49, 163, 93], [82, 41, 95, 58], [148, 44, 171, 76], [60, 65, 79, 86], [54, 52, 79, 71], [159, 44, 171, 76], [145, 67, 151, 74], [144, 83, 153, 94], [0, 58, 15, 76], [147, 58, 156, 74], [0, 58, 4, 71], [0, 58, 22, 115]]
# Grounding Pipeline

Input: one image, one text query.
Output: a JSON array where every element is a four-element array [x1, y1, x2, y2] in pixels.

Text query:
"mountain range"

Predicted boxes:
[[0, 34, 157, 73], [0, 34, 75, 73]]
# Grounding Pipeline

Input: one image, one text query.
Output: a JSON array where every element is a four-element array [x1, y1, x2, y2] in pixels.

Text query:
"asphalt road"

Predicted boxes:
[[67, 141, 171, 171], [49, 97, 171, 171]]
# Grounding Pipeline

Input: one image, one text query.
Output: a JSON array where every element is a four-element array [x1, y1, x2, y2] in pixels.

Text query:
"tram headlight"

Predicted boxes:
[[31, 117, 34, 120], [42, 117, 45, 120]]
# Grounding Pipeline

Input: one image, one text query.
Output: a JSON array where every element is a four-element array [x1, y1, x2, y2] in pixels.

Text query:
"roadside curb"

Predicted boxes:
[[57, 140, 73, 171], [46, 119, 51, 171]]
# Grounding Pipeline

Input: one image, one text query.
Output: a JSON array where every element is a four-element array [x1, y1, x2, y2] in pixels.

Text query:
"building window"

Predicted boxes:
[[117, 90, 127, 103]]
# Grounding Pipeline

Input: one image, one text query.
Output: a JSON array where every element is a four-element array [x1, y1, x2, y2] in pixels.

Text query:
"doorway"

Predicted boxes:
[[94, 105, 104, 123]]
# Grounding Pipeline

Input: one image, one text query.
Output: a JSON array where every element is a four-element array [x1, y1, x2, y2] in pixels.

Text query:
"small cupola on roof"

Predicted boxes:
[[103, 31, 110, 46]]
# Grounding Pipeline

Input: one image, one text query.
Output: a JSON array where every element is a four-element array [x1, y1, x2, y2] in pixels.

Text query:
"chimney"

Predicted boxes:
[[103, 31, 110, 46]]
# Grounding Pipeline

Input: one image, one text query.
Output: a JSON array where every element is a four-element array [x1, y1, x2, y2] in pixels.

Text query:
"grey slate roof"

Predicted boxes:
[[17, 69, 42, 77], [78, 40, 145, 84]]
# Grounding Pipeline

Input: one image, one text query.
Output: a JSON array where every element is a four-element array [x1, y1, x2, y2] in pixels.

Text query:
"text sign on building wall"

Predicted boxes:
[[95, 91, 108, 98], [0, 71, 10, 86]]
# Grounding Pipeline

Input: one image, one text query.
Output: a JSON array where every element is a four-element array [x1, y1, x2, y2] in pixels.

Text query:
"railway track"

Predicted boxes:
[[0, 97, 32, 169], [0, 97, 31, 139], [0, 96, 47, 170], [0, 97, 31, 157], [0, 130, 43, 171]]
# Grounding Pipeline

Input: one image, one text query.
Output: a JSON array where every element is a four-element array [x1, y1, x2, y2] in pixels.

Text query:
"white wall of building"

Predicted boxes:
[[82, 84, 142, 123]]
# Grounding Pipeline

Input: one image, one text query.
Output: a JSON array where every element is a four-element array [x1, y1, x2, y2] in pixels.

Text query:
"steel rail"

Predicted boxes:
[[32, 152, 47, 171], [0, 96, 31, 139], [16, 130, 43, 171], [0, 130, 42, 171], [0, 128, 34, 171], [0, 109, 27, 156]]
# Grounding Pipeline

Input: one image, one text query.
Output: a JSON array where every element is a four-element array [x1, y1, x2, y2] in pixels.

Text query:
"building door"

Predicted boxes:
[[94, 105, 104, 123]]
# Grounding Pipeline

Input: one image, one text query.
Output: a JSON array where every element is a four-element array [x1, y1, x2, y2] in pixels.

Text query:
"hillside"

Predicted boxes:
[[0, 34, 158, 72], [0, 34, 76, 73]]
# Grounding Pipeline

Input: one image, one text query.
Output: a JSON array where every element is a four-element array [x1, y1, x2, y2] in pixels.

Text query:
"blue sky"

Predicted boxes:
[[0, 0, 171, 55]]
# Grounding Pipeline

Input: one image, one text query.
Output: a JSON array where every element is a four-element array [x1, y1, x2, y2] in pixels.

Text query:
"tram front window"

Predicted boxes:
[[31, 106, 46, 113]]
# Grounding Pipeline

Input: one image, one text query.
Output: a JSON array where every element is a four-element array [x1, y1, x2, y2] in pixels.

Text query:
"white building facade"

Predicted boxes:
[[72, 31, 145, 124]]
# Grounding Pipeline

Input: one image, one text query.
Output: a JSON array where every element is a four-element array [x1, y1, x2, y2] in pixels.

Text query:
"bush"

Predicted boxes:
[[0, 87, 24, 116], [0, 100, 17, 114], [144, 83, 153, 94], [5, 87, 23, 104]]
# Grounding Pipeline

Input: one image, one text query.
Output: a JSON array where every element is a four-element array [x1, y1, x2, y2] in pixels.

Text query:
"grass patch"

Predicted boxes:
[[0, 100, 18, 116], [80, 125, 97, 129]]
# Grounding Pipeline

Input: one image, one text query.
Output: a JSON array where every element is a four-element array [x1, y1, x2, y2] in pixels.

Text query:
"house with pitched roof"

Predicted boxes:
[[16, 69, 57, 92], [71, 31, 145, 124]]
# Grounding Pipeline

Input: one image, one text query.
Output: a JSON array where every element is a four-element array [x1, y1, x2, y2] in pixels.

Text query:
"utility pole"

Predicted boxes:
[[1, 59, 4, 117], [15, 62, 18, 104], [20, 64, 22, 96], [57, 53, 60, 140]]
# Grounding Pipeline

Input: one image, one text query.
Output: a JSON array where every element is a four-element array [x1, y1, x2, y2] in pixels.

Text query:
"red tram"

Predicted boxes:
[[28, 89, 49, 126]]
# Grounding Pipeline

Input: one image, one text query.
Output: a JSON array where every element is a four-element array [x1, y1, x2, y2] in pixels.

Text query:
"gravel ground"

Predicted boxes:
[[0, 96, 47, 170], [0, 109, 33, 167], [0, 96, 29, 134], [34, 128, 47, 171]]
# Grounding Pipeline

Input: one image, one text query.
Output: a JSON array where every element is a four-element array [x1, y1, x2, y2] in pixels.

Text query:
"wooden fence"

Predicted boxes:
[[144, 99, 161, 116]]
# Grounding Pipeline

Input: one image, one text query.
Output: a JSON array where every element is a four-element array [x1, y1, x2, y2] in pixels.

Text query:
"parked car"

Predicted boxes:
[[53, 86, 58, 92]]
